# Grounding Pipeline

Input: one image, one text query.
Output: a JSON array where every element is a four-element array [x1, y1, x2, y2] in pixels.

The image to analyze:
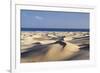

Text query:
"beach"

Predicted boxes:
[[21, 31, 89, 63]]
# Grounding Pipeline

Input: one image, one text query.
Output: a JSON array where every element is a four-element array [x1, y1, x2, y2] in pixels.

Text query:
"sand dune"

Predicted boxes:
[[21, 41, 80, 62], [21, 31, 89, 63]]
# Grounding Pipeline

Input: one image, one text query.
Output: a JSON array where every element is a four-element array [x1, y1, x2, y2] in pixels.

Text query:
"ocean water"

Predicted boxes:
[[21, 28, 89, 32]]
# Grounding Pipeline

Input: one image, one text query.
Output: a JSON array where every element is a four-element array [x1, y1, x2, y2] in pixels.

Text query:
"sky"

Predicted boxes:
[[21, 9, 89, 29]]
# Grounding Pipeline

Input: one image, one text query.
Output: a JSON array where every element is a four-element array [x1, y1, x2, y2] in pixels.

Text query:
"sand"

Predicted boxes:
[[20, 31, 89, 62]]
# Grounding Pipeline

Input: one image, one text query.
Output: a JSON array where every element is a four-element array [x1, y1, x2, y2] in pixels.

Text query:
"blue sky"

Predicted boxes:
[[21, 10, 89, 29]]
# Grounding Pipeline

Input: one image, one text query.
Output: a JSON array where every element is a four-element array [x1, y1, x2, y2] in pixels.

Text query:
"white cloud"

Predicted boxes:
[[35, 16, 44, 20]]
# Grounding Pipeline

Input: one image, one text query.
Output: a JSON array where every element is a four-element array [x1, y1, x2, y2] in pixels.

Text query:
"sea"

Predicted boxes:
[[21, 28, 89, 32]]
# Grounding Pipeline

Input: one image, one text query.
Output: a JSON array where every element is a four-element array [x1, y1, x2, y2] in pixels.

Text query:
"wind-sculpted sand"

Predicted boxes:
[[21, 32, 89, 63]]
